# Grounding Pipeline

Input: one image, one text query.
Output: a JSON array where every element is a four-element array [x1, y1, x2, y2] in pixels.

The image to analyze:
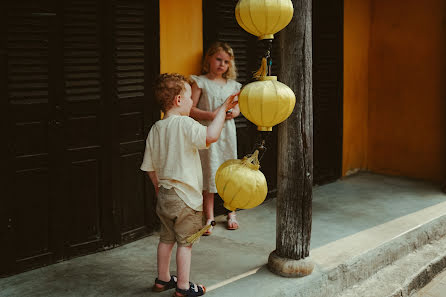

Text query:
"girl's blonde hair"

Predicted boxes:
[[202, 42, 237, 80]]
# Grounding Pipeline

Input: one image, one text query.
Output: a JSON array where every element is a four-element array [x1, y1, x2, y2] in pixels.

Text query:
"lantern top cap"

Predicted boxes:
[[259, 76, 277, 81]]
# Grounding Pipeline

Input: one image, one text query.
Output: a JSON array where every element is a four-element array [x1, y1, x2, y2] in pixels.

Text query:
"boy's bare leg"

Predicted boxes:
[[157, 241, 175, 284], [203, 191, 214, 221], [176, 245, 192, 289]]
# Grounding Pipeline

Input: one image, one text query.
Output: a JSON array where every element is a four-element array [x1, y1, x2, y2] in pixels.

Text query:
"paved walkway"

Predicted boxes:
[[413, 269, 446, 297], [1, 172, 445, 297]]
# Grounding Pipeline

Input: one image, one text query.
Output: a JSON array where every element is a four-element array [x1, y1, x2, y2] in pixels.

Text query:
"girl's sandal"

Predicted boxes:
[[152, 275, 177, 292], [202, 219, 214, 236], [226, 213, 239, 230], [174, 282, 206, 297]]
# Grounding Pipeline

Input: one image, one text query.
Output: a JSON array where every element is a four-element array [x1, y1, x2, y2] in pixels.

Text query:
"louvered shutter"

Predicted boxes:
[[4, 0, 160, 276], [0, 0, 11, 277], [312, 0, 343, 184], [113, 0, 153, 242], [6, 1, 57, 272], [62, 0, 109, 255]]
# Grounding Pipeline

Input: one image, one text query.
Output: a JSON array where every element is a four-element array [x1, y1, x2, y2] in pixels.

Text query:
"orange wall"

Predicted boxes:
[[343, 0, 371, 175], [159, 0, 203, 75], [367, 0, 446, 181]]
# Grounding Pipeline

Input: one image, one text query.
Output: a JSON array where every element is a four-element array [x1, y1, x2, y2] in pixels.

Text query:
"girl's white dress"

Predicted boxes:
[[190, 75, 242, 193]]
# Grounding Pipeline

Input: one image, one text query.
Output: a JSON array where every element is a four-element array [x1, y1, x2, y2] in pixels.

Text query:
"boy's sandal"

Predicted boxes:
[[226, 213, 239, 230], [174, 282, 206, 297], [152, 275, 177, 292], [203, 219, 214, 236]]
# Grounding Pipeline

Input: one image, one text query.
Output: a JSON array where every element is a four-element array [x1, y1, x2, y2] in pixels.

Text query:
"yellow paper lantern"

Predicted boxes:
[[238, 76, 295, 131], [235, 0, 294, 40], [215, 150, 268, 212]]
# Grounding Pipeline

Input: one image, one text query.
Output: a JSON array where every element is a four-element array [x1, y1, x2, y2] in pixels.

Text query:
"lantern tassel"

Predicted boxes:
[[186, 221, 216, 243], [243, 150, 260, 167], [253, 57, 268, 80]]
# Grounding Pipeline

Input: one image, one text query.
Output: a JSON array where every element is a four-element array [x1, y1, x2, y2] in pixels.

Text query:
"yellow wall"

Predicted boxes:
[[343, 0, 446, 182], [367, 0, 446, 181], [343, 0, 371, 175], [159, 0, 203, 75]]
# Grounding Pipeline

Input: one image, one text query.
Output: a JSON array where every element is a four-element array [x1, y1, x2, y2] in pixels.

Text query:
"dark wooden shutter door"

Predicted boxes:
[[312, 0, 344, 185], [112, 0, 156, 243], [4, 0, 159, 276], [6, 1, 60, 272], [0, 0, 12, 277], [62, 0, 112, 256], [4, 0, 111, 271]]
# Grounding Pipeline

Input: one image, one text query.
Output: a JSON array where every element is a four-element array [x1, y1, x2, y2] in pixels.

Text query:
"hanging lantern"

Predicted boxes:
[[235, 0, 294, 40], [238, 76, 295, 131], [215, 150, 268, 212]]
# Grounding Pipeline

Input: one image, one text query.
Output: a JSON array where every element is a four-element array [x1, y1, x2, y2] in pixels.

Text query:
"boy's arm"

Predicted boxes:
[[206, 92, 239, 146], [190, 83, 217, 121], [147, 171, 159, 196]]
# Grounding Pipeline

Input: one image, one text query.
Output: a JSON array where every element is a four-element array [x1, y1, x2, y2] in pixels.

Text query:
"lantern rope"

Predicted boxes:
[[251, 131, 272, 162], [186, 220, 216, 244]]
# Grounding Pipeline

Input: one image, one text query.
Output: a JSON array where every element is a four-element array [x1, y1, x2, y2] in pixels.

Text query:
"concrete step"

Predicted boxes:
[[335, 236, 446, 297], [206, 201, 446, 297]]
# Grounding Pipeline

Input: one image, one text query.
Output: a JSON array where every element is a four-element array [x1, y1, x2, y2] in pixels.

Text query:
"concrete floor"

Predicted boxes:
[[1, 172, 445, 297]]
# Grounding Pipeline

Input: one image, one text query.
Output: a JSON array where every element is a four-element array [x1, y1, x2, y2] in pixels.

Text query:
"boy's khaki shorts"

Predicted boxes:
[[156, 187, 203, 246]]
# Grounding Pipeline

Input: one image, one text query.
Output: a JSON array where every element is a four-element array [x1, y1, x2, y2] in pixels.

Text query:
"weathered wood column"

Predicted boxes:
[[267, 0, 314, 277]]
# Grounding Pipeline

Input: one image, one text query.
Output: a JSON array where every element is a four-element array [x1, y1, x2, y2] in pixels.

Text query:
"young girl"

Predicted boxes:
[[190, 42, 241, 235]]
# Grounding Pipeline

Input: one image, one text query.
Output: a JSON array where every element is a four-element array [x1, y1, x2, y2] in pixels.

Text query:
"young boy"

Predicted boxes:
[[140, 73, 238, 297]]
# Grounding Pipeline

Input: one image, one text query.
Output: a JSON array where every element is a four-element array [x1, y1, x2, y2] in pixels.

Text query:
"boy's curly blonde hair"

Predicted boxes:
[[202, 42, 237, 80], [154, 73, 190, 112]]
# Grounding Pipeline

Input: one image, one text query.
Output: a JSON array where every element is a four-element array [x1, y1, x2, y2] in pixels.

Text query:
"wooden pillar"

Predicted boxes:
[[267, 0, 314, 277]]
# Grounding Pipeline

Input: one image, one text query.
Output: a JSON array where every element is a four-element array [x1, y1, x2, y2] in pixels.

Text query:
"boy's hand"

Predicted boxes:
[[223, 91, 240, 112], [207, 92, 240, 145]]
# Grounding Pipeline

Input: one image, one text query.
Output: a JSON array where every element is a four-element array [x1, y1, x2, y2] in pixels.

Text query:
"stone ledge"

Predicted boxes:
[[206, 202, 446, 297]]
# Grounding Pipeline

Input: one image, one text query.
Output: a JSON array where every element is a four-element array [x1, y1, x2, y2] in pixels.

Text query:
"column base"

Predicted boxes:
[[267, 250, 314, 277]]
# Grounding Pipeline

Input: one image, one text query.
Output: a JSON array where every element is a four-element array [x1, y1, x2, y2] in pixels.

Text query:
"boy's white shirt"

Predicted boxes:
[[140, 115, 207, 211]]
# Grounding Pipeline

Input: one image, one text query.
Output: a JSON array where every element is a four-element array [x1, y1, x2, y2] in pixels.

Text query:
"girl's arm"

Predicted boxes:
[[190, 82, 216, 121]]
